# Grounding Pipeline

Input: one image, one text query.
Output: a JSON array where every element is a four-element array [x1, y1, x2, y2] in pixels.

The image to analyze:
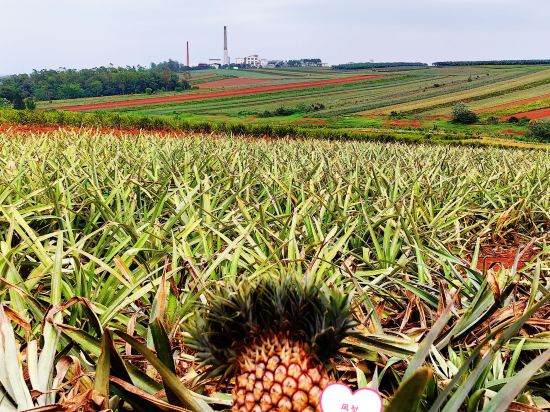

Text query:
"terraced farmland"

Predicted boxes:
[[32, 64, 550, 145], [361, 68, 550, 116], [56, 75, 382, 111]]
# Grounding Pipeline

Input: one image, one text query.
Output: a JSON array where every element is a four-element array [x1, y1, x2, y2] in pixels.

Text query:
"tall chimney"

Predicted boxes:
[[223, 26, 229, 66], [186, 41, 190, 67]]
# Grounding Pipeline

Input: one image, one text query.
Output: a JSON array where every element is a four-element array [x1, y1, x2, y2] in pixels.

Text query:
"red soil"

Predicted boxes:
[[501, 129, 526, 136], [383, 119, 422, 128], [476, 92, 550, 113], [0, 123, 292, 143], [423, 114, 449, 120], [0, 124, 75, 134], [0, 124, 185, 137], [476, 242, 539, 271], [57, 76, 382, 112], [196, 78, 275, 89], [501, 107, 550, 121]]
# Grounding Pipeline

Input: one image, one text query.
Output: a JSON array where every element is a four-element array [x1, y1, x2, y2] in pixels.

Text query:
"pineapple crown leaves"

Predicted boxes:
[[187, 276, 357, 380]]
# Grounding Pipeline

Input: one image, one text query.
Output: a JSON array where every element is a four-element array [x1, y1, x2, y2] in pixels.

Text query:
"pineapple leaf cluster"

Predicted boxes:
[[188, 276, 357, 380]]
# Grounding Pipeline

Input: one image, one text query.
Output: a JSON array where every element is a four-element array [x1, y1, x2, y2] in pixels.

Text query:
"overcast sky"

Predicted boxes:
[[1, 0, 549, 75]]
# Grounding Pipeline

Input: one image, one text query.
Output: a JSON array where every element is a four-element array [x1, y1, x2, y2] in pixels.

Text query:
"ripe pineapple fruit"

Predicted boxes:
[[188, 276, 356, 411]]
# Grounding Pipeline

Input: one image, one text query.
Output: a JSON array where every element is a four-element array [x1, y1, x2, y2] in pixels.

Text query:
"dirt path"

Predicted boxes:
[[383, 119, 422, 128], [57, 75, 382, 111]]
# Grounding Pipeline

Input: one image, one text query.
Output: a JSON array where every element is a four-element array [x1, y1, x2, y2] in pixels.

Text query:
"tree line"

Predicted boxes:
[[0, 61, 191, 108], [286, 59, 323, 67], [333, 62, 428, 70], [433, 60, 550, 67]]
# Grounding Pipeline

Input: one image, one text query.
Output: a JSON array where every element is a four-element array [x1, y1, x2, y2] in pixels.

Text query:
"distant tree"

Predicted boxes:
[[12, 95, 25, 110], [389, 111, 402, 119], [33, 86, 55, 101], [0, 84, 25, 109], [24, 97, 37, 110], [451, 103, 478, 124], [0, 97, 11, 108], [179, 79, 191, 90], [527, 121, 550, 142], [153, 59, 188, 72], [86, 80, 104, 97], [58, 83, 85, 99], [507, 116, 530, 125]]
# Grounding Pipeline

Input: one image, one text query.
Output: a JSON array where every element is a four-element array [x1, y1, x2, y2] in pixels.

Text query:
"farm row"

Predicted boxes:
[[55, 75, 382, 111], [3, 107, 549, 148]]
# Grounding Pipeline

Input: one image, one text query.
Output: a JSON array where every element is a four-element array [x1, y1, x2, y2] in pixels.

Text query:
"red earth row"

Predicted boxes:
[[0, 124, 182, 137], [58, 75, 382, 112], [501, 107, 550, 121]]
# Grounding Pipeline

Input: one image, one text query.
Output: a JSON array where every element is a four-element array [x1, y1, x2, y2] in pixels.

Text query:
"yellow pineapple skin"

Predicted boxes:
[[232, 334, 330, 412]]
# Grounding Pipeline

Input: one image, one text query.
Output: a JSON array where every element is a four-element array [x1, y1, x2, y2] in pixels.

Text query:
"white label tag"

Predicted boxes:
[[320, 383, 383, 412]]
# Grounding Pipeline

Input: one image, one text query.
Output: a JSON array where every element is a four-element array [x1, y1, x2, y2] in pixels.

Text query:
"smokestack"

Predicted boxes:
[[186, 41, 190, 67], [224, 26, 228, 51], [223, 26, 229, 66]]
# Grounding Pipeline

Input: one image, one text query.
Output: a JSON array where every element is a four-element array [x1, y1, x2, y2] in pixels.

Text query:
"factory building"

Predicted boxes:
[[208, 58, 222, 68], [235, 55, 265, 68], [191, 26, 324, 70]]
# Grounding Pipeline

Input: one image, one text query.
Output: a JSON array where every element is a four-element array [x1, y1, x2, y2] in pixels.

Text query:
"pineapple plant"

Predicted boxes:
[[188, 276, 356, 411]]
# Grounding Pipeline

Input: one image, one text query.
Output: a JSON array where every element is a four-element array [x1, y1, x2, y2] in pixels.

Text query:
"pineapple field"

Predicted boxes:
[[0, 128, 549, 411]]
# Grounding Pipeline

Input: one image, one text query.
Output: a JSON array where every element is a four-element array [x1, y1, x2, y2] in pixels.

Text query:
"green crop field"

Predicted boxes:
[[361, 68, 550, 115], [0, 128, 549, 411], [34, 64, 550, 146]]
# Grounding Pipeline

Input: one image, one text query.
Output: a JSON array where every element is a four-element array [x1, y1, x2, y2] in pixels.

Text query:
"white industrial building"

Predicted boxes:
[[208, 58, 222, 69], [235, 55, 264, 67]]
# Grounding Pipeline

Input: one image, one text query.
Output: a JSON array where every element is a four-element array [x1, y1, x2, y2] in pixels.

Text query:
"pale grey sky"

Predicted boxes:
[[1, 0, 549, 75]]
